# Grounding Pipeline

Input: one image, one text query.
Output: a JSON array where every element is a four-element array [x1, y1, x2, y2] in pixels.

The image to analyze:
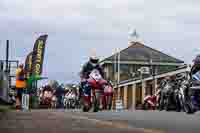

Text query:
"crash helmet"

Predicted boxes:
[[193, 54, 200, 65], [89, 55, 99, 66]]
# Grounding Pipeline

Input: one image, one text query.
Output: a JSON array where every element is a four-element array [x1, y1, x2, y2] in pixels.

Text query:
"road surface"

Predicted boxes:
[[0, 109, 200, 133]]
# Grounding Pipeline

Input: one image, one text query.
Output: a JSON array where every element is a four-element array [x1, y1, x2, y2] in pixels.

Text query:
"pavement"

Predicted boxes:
[[0, 109, 200, 133]]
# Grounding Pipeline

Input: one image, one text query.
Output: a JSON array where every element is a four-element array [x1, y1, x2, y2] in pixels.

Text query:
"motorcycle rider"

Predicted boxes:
[[79, 55, 106, 111], [80, 56, 104, 80], [79, 55, 105, 93]]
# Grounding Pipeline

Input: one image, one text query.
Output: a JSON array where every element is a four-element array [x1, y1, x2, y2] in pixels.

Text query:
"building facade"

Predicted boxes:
[[100, 41, 185, 109]]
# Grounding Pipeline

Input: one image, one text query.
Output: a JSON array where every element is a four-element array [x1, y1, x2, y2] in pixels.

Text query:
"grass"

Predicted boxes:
[[0, 105, 15, 112], [0, 99, 16, 112], [0, 105, 10, 112]]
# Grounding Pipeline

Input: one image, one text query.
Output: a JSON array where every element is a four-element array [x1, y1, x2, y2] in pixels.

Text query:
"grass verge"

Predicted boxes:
[[0, 105, 15, 112]]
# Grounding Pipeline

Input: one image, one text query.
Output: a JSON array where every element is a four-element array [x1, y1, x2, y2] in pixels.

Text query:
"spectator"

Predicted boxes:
[[15, 64, 26, 111]]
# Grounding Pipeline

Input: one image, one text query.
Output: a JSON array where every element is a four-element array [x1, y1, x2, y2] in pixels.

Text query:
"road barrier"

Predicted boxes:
[[22, 93, 29, 111], [115, 99, 123, 112]]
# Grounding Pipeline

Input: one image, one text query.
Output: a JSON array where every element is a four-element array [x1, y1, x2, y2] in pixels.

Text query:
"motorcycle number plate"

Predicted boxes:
[[90, 69, 102, 81]]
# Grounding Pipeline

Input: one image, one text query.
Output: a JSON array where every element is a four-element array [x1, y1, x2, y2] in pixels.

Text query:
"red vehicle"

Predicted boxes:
[[143, 90, 160, 110], [87, 69, 107, 112]]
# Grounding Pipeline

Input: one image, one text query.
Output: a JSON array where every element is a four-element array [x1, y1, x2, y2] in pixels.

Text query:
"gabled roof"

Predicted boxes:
[[101, 41, 184, 64]]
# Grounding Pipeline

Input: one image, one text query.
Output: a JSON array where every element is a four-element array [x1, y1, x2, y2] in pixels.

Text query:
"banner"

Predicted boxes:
[[24, 52, 33, 78], [31, 35, 48, 76]]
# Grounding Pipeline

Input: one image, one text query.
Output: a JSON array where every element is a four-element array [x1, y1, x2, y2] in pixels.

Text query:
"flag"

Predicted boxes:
[[31, 35, 48, 76], [24, 52, 33, 78]]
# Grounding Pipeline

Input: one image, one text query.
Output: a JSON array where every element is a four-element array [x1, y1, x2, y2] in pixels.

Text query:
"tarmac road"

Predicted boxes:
[[1, 109, 200, 133]]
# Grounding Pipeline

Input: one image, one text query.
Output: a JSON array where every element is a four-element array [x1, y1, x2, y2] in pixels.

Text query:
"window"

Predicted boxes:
[[157, 66, 176, 74], [120, 64, 129, 73]]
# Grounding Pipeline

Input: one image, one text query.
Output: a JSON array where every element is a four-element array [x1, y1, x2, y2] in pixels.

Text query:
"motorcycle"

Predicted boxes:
[[173, 79, 183, 112], [189, 80, 200, 111], [40, 90, 53, 108], [159, 81, 176, 111], [51, 95, 57, 109], [103, 84, 114, 110], [143, 90, 160, 110], [87, 69, 107, 112], [64, 91, 76, 109], [176, 78, 195, 114]]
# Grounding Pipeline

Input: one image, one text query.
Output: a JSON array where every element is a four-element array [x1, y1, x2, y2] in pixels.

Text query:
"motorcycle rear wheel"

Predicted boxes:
[[93, 100, 99, 112], [184, 101, 195, 114], [143, 102, 149, 110], [165, 98, 170, 111], [175, 96, 182, 112], [83, 106, 90, 112], [92, 92, 101, 112]]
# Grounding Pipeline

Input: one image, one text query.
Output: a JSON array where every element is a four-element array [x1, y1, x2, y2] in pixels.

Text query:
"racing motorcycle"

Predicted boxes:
[[189, 80, 200, 111], [64, 91, 76, 109], [87, 69, 107, 112], [176, 77, 194, 114], [143, 89, 160, 110], [51, 95, 57, 109], [159, 80, 176, 111]]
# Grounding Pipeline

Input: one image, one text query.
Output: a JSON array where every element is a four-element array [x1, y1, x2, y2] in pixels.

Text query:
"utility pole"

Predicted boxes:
[[113, 48, 117, 85], [6, 40, 9, 72], [117, 48, 121, 99]]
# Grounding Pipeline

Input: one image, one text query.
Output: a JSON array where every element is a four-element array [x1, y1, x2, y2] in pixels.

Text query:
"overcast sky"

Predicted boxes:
[[0, 0, 200, 83]]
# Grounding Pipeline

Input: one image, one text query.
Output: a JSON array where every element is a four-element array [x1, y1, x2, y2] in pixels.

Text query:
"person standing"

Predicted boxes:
[[15, 64, 26, 111]]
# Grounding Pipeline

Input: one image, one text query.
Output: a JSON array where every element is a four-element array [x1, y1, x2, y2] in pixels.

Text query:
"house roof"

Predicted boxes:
[[101, 41, 184, 64]]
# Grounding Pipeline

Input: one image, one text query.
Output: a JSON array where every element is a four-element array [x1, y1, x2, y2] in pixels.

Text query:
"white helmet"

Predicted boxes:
[[89, 55, 99, 66]]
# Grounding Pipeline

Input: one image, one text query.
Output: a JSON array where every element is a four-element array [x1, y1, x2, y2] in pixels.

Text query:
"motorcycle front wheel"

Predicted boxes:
[[142, 101, 149, 110], [107, 96, 113, 110], [93, 92, 101, 112], [82, 101, 90, 112], [165, 97, 171, 111], [175, 95, 182, 112], [184, 98, 195, 114], [71, 100, 76, 109]]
